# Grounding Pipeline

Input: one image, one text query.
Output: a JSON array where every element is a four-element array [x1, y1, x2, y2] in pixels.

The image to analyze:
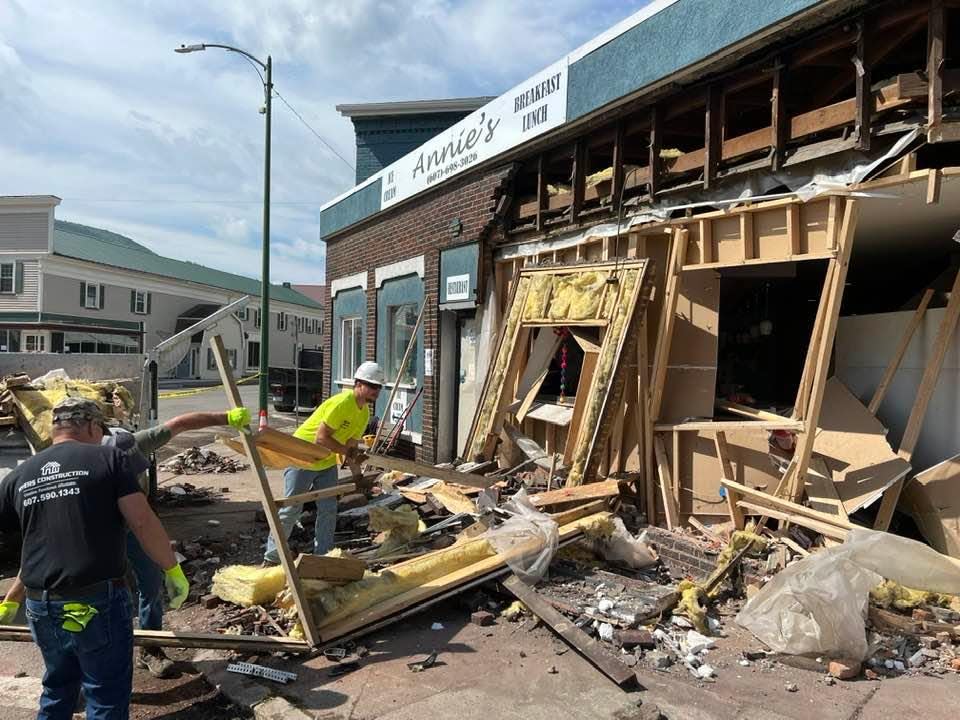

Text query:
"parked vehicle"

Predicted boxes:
[[270, 348, 323, 412]]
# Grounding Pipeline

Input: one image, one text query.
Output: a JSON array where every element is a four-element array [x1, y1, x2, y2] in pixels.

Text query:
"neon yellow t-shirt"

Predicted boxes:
[[293, 389, 370, 470]]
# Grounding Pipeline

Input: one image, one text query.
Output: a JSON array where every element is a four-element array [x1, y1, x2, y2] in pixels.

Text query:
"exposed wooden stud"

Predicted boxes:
[[788, 199, 859, 501], [927, 168, 943, 204], [786, 203, 801, 256], [874, 268, 960, 530], [210, 335, 319, 647], [868, 288, 935, 414], [698, 218, 713, 264], [825, 196, 840, 250], [714, 431, 745, 530], [672, 430, 681, 505], [704, 85, 722, 188], [654, 434, 680, 530], [794, 262, 835, 419], [855, 19, 872, 151], [740, 210, 755, 260], [571, 140, 586, 224], [611, 120, 625, 210], [722, 478, 856, 531], [648, 229, 689, 421], [771, 61, 788, 170], [536, 154, 548, 232], [649, 105, 662, 197], [928, 0, 946, 139]]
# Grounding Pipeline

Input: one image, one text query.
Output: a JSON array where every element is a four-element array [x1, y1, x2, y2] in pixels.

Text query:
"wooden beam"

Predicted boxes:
[[716, 399, 798, 425], [927, 168, 943, 204], [529, 479, 621, 508], [714, 431, 745, 530], [868, 288, 935, 414], [209, 335, 319, 647], [275, 483, 356, 508], [571, 140, 586, 224], [794, 262, 835, 419], [562, 350, 599, 466], [649, 105, 662, 197], [704, 85, 722, 187], [928, 0, 946, 138], [736, 501, 850, 541], [721, 478, 856, 530], [503, 576, 636, 687], [654, 434, 680, 530], [855, 20, 872, 151], [789, 199, 858, 501], [874, 268, 960, 530], [295, 553, 367, 582], [649, 229, 688, 421], [364, 453, 496, 490], [611, 121, 625, 210], [536, 154, 548, 232], [771, 62, 788, 170], [656, 419, 803, 432], [0, 626, 311, 653]]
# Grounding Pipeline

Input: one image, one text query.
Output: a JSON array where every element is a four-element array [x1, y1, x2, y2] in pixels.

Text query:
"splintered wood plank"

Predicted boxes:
[[364, 454, 495, 490], [275, 484, 356, 507], [503, 576, 636, 687], [867, 289, 934, 414], [210, 335, 319, 647], [803, 456, 849, 522], [529, 479, 621, 508], [714, 431, 745, 530], [0, 627, 311, 653], [295, 554, 367, 582], [514, 328, 562, 422], [654, 434, 680, 530]]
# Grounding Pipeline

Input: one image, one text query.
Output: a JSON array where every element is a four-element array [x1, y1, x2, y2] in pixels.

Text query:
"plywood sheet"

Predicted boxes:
[[899, 455, 960, 559], [804, 456, 848, 520], [813, 377, 912, 514]]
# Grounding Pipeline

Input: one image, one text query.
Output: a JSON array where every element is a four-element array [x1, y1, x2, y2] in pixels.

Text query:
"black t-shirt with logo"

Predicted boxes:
[[0, 441, 141, 591]]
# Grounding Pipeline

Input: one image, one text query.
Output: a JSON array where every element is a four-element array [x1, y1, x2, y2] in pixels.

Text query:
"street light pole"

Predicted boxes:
[[175, 43, 273, 427]]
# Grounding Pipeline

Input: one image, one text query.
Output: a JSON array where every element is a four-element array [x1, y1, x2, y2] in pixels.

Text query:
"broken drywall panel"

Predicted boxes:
[[836, 307, 960, 472], [899, 454, 960, 559], [659, 269, 719, 422], [811, 378, 911, 515]]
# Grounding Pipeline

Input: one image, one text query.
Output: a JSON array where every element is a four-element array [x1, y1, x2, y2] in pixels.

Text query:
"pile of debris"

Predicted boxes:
[[160, 446, 248, 475], [0, 370, 135, 449], [155, 482, 226, 507]]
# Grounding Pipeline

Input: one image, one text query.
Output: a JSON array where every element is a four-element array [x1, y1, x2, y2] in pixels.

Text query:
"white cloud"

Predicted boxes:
[[0, 0, 650, 286]]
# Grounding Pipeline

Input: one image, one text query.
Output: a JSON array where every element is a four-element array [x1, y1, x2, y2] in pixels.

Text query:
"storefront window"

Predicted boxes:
[[387, 304, 418, 384], [0, 329, 20, 352]]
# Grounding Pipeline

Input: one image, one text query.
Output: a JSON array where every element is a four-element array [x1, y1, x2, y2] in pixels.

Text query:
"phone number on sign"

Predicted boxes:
[[23, 487, 80, 506], [426, 153, 479, 185]]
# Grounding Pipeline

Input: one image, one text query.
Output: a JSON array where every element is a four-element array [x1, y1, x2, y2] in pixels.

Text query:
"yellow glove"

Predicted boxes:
[[0, 601, 19, 624], [163, 564, 190, 610], [226, 407, 251, 430]]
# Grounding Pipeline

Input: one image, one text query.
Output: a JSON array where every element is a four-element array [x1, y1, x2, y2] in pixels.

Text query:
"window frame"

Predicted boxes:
[[84, 282, 101, 309], [247, 340, 260, 369], [0, 262, 13, 294], [133, 290, 148, 315], [277, 312, 288, 331], [386, 303, 419, 385], [23, 333, 46, 353], [340, 316, 362, 382]]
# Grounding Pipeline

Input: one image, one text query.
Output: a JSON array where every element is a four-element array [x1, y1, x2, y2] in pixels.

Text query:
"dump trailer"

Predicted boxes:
[[269, 348, 323, 412]]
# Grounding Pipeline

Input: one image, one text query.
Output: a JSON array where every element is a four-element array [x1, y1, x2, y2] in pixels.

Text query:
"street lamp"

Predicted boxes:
[[176, 42, 273, 428]]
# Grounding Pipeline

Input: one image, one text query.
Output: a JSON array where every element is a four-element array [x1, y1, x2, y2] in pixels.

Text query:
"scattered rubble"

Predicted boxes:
[[160, 447, 248, 475]]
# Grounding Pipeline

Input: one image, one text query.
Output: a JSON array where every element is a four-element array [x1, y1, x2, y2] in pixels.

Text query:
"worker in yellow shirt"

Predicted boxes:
[[263, 361, 384, 564]]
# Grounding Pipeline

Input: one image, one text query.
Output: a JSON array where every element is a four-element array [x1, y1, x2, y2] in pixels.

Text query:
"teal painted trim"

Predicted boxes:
[[439, 243, 479, 305], [375, 274, 424, 436], [318, 179, 382, 240], [566, 0, 822, 121], [0, 312, 41, 322], [331, 288, 367, 396]]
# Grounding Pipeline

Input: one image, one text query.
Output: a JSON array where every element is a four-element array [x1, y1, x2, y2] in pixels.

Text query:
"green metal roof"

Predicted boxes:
[[53, 220, 322, 310]]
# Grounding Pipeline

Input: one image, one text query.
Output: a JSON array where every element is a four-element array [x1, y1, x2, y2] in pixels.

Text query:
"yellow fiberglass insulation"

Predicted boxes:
[[567, 269, 638, 485], [469, 276, 531, 458], [369, 504, 424, 557], [675, 579, 709, 633], [311, 536, 496, 629], [523, 274, 553, 319], [870, 579, 956, 611], [212, 564, 287, 607], [548, 271, 608, 321], [11, 380, 134, 449]]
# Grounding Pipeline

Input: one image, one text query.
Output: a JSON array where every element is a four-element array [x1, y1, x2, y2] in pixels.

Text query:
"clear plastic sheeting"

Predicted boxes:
[[481, 489, 559, 584], [736, 528, 960, 660]]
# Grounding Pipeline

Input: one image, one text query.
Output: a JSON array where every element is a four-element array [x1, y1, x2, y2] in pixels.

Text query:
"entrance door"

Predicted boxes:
[[189, 346, 200, 378], [456, 314, 479, 454], [23, 333, 46, 353]]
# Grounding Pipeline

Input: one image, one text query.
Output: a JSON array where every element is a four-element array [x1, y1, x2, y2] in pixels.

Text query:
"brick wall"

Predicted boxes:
[[641, 527, 718, 581], [323, 164, 514, 462]]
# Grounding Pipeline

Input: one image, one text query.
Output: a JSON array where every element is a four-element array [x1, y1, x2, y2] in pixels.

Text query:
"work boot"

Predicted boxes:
[[137, 646, 176, 678]]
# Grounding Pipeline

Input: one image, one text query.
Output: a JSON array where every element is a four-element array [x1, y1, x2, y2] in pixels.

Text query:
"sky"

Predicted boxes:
[[0, 1, 650, 285]]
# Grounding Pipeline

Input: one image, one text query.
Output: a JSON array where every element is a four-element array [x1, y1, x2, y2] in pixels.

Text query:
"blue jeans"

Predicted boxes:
[[25, 582, 133, 720], [264, 466, 338, 563], [126, 532, 164, 631]]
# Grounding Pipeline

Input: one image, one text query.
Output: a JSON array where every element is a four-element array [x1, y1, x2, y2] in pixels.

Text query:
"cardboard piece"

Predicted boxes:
[[899, 455, 960, 559], [813, 378, 912, 514]]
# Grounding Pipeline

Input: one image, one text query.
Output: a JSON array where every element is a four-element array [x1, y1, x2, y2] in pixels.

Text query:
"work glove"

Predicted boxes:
[[0, 601, 19, 624], [226, 407, 251, 430], [163, 564, 190, 610]]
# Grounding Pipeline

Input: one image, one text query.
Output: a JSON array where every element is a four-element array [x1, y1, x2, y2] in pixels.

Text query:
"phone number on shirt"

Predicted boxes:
[[22, 487, 80, 507]]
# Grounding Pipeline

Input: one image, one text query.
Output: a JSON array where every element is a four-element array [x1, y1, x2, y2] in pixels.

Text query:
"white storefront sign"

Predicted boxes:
[[445, 273, 471, 302], [390, 390, 408, 423], [378, 59, 568, 210]]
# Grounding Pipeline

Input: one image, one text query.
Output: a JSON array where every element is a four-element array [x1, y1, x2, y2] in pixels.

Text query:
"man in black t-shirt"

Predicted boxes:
[[0, 398, 188, 719]]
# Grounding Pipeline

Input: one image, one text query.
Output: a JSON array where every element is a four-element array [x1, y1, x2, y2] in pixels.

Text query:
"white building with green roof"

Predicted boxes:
[[0, 195, 324, 381]]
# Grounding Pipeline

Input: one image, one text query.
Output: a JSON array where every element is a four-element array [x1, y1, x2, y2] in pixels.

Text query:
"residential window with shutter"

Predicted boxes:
[[132, 290, 150, 314], [0, 263, 13, 293], [277, 312, 287, 331], [82, 282, 103, 309], [254, 309, 261, 328]]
